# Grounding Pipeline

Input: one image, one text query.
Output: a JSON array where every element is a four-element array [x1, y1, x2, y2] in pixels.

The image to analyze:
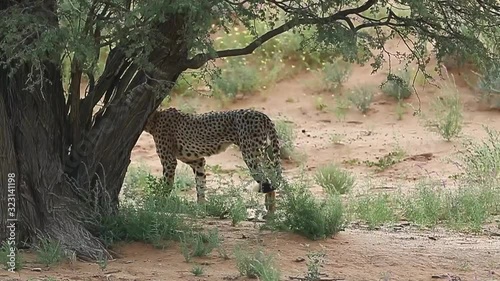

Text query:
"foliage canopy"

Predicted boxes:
[[1, 0, 498, 87]]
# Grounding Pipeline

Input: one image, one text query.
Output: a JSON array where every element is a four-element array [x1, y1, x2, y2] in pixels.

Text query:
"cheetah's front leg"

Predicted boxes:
[[186, 158, 207, 203], [160, 153, 177, 194]]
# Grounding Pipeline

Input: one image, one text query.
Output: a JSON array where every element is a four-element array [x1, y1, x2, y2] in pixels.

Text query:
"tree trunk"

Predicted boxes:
[[0, 1, 187, 260]]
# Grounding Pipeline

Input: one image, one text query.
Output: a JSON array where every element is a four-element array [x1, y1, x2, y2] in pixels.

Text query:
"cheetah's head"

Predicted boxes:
[[144, 111, 159, 134]]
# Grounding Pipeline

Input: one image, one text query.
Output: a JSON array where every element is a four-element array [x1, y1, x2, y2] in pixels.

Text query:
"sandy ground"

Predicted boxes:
[[8, 38, 500, 281]]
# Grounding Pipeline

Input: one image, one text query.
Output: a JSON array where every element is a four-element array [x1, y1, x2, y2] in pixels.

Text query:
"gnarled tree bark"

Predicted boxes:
[[0, 0, 187, 260]]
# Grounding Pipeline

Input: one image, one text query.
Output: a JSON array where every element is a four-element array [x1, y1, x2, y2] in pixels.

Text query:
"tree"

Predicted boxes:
[[0, 0, 498, 260]]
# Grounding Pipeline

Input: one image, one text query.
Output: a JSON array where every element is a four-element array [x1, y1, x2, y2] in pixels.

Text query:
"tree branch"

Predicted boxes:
[[182, 0, 378, 70]]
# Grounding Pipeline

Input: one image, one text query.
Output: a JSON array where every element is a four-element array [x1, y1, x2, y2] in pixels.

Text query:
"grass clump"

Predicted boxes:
[[446, 186, 493, 231], [270, 180, 344, 240], [322, 61, 352, 91], [234, 246, 281, 281], [333, 97, 350, 121], [36, 239, 65, 267], [401, 180, 448, 227], [122, 164, 151, 202], [400, 178, 499, 232], [191, 265, 204, 276], [476, 63, 500, 109], [314, 163, 355, 195], [314, 96, 328, 111], [99, 190, 194, 246], [212, 58, 261, 102], [459, 128, 500, 185], [305, 251, 326, 281], [122, 165, 195, 203], [363, 148, 406, 172], [0, 242, 23, 271], [180, 229, 221, 262], [381, 70, 413, 100], [352, 193, 396, 229], [204, 186, 247, 226], [425, 78, 463, 141], [346, 86, 375, 114], [173, 166, 196, 192]]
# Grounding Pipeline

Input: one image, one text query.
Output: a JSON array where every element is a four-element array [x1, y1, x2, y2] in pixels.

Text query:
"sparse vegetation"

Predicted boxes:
[[204, 185, 247, 223], [274, 119, 296, 160], [333, 97, 351, 121], [99, 191, 194, 246], [425, 77, 463, 141], [314, 96, 328, 111], [270, 181, 344, 240], [212, 58, 261, 102], [36, 239, 65, 267], [363, 148, 406, 172], [346, 86, 375, 114], [322, 60, 352, 92], [395, 101, 407, 120], [401, 180, 448, 227], [305, 251, 326, 281], [476, 63, 500, 109], [381, 70, 413, 100], [191, 265, 205, 276], [329, 133, 345, 144], [314, 163, 355, 195], [0, 242, 22, 271], [352, 193, 396, 229], [180, 229, 222, 262], [459, 128, 500, 185], [234, 246, 281, 281]]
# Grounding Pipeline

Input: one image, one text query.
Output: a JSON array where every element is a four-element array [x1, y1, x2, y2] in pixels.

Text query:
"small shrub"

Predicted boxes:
[[425, 78, 463, 141], [459, 128, 500, 185], [395, 100, 407, 120], [447, 186, 491, 232], [99, 193, 193, 246], [270, 181, 344, 240], [36, 239, 65, 267], [229, 198, 248, 226], [333, 97, 350, 121], [180, 229, 221, 262], [204, 186, 247, 223], [314, 96, 328, 111], [212, 59, 261, 101], [363, 148, 406, 172], [314, 163, 355, 195], [322, 61, 352, 91], [234, 246, 281, 281], [173, 166, 196, 192], [346, 86, 375, 114], [381, 71, 412, 100], [97, 253, 108, 271], [305, 251, 326, 281], [402, 180, 447, 227], [353, 193, 395, 229], [274, 119, 296, 160], [191, 265, 204, 276], [476, 63, 500, 108], [122, 164, 151, 202]]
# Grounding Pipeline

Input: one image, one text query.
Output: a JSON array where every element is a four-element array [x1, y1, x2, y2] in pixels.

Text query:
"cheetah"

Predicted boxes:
[[143, 107, 284, 215]]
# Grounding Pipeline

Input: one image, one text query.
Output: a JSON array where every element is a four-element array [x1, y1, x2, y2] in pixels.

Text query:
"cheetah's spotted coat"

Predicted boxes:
[[144, 107, 284, 214]]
